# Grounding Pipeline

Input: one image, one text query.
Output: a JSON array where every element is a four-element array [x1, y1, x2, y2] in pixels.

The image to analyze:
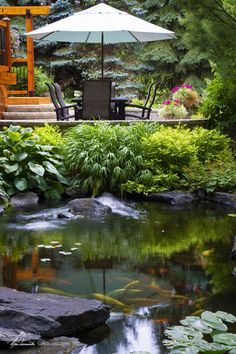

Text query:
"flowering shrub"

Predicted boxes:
[[11, 29, 21, 55], [172, 84, 200, 108], [158, 99, 188, 119]]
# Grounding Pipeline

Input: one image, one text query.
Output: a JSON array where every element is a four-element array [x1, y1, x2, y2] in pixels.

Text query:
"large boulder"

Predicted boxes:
[[207, 192, 236, 208], [10, 192, 39, 208], [147, 192, 195, 206], [0, 287, 109, 340], [68, 198, 112, 216]]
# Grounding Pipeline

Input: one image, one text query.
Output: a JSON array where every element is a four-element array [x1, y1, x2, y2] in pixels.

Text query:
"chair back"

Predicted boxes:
[[82, 79, 112, 120], [53, 82, 69, 116], [144, 82, 159, 110], [46, 82, 60, 110]]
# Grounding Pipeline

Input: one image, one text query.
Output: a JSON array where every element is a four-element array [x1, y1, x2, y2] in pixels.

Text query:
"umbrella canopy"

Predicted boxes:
[[27, 1, 175, 77]]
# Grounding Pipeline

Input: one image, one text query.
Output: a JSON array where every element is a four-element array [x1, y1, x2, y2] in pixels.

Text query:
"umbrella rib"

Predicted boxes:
[[40, 31, 57, 40], [85, 32, 91, 43], [128, 31, 140, 42]]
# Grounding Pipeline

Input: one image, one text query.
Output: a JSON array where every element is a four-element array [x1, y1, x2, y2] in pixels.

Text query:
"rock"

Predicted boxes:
[[0, 327, 41, 345], [65, 186, 87, 199], [68, 198, 112, 216], [0, 336, 85, 353], [193, 188, 207, 201], [147, 192, 195, 205], [10, 192, 39, 208], [207, 192, 236, 208], [57, 211, 75, 219], [0, 287, 109, 338]]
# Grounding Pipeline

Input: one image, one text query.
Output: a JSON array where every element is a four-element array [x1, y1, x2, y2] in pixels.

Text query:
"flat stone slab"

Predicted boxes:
[[147, 192, 195, 205], [0, 327, 41, 345], [0, 287, 109, 339], [0, 336, 85, 353]]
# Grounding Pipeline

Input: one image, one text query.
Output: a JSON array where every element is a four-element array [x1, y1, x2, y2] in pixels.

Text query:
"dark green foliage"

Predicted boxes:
[[178, 0, 236, 127], [200, 65, 236, 129], [133, 0, 210, 90], [0, 126, 68, 200]]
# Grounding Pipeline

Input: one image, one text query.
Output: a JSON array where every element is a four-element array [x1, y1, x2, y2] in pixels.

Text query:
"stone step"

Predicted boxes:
[[2, 111, 56, 120], [7, 104, 54, 112]]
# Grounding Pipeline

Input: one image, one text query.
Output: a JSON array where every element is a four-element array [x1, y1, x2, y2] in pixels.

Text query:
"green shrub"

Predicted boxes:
[[182, 153, 236, 192], [143, 125, 197, 173], [123, 125, 236, 195], [190, 127, 233, 162], [0, 126, 68, 199], [34, 124, 64, 148], [63, 123, 156, 196], [200, 64, 236, 129]]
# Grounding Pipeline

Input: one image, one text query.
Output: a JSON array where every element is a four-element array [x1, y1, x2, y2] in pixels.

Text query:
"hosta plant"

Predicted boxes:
[[0, 125, 68, 199], [163, 310, 236, 353]]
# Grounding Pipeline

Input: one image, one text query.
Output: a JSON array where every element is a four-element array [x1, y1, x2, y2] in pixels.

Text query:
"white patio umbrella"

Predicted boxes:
[[27, 0, 175, 77]]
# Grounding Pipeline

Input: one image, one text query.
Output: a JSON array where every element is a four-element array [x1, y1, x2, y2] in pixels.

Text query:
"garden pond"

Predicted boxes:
[[0, 194, 236, 353]]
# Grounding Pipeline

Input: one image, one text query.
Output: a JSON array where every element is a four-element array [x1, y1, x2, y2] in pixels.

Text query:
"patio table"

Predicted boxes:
[[72, 96, 128, 120]]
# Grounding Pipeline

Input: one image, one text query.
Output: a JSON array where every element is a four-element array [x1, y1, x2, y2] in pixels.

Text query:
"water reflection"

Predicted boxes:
[[0, 198, 236, 353]]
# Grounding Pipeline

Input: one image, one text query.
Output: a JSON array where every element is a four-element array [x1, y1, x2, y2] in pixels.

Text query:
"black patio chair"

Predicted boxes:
[[82, 79, 112, 120], [125, 82, 159, 120], [46, 82, 81, 121]]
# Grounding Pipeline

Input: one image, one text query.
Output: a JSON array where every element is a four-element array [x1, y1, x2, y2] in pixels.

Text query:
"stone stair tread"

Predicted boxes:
[[3, 112, 56, 120], [7, 104, 54, 112]]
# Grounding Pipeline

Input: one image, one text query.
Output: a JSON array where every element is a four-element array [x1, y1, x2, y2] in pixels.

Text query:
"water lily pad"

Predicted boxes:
[[213, 333, 236, 346], [201, 311, 228, 331], [181, 317, 212, 334], [215, 311, 236, 323]]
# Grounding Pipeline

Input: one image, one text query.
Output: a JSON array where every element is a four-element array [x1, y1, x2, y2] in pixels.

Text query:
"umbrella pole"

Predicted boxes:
[[101, 31, 104, 78]]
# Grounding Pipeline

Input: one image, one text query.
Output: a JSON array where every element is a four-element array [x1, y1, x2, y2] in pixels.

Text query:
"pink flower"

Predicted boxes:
[[162, 100, 172, 105], [171, 86, 180, 93], [182, 84, 193, 89]]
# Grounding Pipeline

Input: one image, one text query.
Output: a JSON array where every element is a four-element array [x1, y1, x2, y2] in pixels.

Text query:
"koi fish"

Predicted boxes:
[[191, 309, 205, 316], [152, 318, 169, 324], [40, 287, 72, 297], [124, 280, 140, 289], [202, 249, 214, 257], [92, 293, 129, 310], [172, 295, 188, 301]]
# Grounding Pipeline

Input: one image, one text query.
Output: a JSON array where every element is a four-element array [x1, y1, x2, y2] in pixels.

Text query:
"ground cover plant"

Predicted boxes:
[[63, 123, 236, 197], [0, 125, 68, 200]]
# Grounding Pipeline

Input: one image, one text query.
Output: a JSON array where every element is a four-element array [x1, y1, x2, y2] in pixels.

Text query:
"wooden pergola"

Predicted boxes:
[[0, 6, 50, 95], [0, 6, 50, 118]]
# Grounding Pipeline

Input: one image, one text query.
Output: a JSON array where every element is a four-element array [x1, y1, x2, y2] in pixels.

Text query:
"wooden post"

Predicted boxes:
[[3, 17, 11, 69], [25, 9, 35, 97]]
